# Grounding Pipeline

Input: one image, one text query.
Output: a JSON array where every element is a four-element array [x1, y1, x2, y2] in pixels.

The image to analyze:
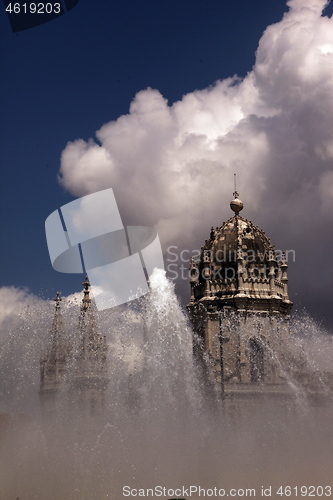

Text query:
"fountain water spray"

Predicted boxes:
[[0, 272, 332, 499]]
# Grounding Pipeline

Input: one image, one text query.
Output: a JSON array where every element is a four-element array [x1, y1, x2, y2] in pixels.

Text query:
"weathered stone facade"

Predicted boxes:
[[187, 191, 293, 398]]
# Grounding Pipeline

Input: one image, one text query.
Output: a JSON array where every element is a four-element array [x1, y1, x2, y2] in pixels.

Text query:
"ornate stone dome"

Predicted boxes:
[[207, 215, 272, 274], [189, 193, 292, 310]]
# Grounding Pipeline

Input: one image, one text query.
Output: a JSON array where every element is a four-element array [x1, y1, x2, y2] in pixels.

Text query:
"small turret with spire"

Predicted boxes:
[[76, 276, 107, 360], [81, 275, 92, 313], [71, 275, 109, 414], [40, 291, 69, 396]]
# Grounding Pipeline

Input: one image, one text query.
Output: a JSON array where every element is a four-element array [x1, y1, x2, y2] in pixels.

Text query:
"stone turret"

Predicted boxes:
[[70, 276, 109, 414], [187, 190, 293, 398], [40, 292, 69, 398]]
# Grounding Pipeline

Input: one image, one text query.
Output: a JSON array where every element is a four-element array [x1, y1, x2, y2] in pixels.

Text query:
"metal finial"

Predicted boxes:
[[54, 291, 62, 309], [230, 173, 243, 214], [82, 275, 91, 312], [233, 173, 239, 199], [82, 275, 90, 290]]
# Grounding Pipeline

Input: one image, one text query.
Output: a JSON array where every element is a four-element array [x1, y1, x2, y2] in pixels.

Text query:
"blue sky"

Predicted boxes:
[[1, 0, 333, 325]]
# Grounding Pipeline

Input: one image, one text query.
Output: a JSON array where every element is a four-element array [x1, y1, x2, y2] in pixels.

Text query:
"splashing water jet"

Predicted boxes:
[[0, 269, 332, 498]]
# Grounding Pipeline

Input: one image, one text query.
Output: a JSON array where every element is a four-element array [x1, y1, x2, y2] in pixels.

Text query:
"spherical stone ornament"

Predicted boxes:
[[230, 197, 244, 214]]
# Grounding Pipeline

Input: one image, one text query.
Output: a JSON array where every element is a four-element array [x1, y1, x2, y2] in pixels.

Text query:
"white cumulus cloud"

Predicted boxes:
[[58, 0, 333, 322]]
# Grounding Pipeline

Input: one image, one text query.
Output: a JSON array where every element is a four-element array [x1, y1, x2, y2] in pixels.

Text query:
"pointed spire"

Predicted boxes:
[[81, 275, 91, 312], [77, 275, 107, 360], [54, 291, 62, 310], [233, 172, 239, 199], [49, 291, 66, 362]]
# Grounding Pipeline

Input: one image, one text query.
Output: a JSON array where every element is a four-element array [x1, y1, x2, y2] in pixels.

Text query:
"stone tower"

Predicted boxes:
[[187, 190, 293, 398]]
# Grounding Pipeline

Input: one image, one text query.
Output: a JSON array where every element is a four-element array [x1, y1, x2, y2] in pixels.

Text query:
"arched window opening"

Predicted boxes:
[[249, 338, 264, 382]]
